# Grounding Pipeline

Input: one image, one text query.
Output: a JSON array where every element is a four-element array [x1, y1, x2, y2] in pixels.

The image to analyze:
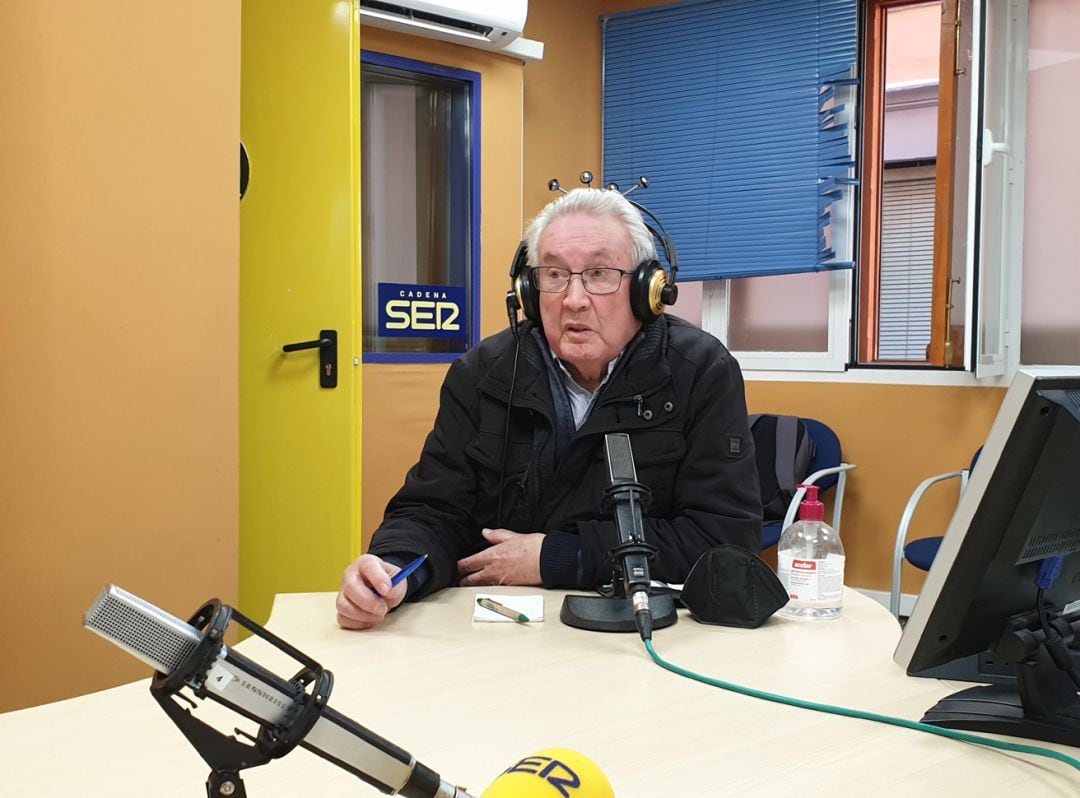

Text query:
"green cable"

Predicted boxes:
[[643, 638, 1080, 774]]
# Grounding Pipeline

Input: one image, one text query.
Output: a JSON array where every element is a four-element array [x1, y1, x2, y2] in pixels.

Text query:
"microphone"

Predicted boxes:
[[602, 433, 656, 640], [505, 289, 521, 342], [84, 584, 474, 798], [559, 434, 676, 635], [479, 748, 613, 798]]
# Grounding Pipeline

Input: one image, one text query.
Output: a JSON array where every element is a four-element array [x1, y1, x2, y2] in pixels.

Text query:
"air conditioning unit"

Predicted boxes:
[[360, 0, 543, 61]]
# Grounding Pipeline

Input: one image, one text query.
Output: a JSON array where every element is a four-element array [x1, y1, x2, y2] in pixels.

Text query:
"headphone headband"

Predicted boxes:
[[508, 177, 680, 328], [629, 202, 679, 287]]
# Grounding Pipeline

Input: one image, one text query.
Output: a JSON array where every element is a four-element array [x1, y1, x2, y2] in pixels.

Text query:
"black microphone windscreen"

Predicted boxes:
[[680, 545, 788, 628], [604, 432, 637, 483]]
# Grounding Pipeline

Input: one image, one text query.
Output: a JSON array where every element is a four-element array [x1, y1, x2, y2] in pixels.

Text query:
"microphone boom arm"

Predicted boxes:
[[84, 585, 474, 798]]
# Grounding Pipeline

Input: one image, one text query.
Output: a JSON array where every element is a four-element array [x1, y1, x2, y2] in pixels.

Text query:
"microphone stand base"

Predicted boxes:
[[207, 770, 247, 798], [559, 594, 677, 633]]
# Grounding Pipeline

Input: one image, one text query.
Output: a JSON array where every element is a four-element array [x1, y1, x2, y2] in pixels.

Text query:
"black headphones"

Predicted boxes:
[[506, 181, 679, 330]]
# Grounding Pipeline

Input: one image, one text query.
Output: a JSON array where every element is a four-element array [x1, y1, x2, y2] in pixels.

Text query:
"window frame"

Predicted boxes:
[[701, 0, 1026, 387], [857, 0, 960, 367], [359, 50, 482, 364]]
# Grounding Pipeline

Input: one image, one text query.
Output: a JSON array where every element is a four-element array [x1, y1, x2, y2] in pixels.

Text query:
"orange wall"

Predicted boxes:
[[0, 2, 240, 711], [521, 0, 604, 220]]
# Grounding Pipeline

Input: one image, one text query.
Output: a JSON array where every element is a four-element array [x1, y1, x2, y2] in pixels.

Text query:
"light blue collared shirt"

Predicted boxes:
[[552, 355, 621, 429]]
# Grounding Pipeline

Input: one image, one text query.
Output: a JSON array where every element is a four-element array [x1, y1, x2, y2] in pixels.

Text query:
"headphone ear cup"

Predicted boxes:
[[630, 260, 671, 322], [509, 241, 542, 327], [516, 267, 543, 325]]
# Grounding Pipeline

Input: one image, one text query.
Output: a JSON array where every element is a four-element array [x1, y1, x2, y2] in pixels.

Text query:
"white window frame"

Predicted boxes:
[[701, 0, 1027, 387], [973, 0, 1027, 380]]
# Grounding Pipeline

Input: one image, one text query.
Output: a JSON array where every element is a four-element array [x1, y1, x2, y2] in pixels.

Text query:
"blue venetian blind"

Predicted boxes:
[[603, 0, 858, 281]]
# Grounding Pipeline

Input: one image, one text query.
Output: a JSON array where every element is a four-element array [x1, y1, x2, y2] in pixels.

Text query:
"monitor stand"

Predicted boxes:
[[910, 649, 1016, 686], [919, 607, 1080, 747]]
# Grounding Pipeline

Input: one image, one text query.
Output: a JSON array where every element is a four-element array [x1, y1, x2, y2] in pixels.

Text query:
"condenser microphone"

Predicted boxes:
[[479, 748, 613, 797], [603, 433, 655, 640], [84, 585, 474, 798], [559, 435, 676, 635]]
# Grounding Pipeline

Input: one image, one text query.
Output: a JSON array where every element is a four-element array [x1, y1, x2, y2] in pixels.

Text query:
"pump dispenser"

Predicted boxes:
[[776, 485, 845, 620]]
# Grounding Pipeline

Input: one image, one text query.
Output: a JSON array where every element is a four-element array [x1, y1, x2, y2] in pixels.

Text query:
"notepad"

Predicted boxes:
[[473, 593, 545, 623]]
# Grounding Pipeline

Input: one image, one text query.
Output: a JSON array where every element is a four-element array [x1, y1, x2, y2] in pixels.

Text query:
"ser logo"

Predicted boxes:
[[378, 282, 467, 340], [503, 755, 581, 797]]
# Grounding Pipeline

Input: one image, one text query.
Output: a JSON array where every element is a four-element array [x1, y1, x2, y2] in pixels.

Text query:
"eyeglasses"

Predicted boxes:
[[531, 266, 633, 295]]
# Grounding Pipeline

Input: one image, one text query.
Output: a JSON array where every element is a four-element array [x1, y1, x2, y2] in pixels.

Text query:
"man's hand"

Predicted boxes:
[[457, 528, 545, 587], [336, 553, 408, 630]]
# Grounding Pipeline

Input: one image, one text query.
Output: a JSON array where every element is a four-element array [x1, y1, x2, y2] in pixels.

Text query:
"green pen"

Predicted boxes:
[[477, 597, 530, 623]]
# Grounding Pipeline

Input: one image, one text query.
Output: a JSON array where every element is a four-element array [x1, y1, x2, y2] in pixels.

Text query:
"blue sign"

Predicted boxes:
[[377, 283, 467, 339]]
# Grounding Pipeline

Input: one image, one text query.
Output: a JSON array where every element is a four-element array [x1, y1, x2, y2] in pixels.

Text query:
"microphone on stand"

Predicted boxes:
[[603, 432, 657, 640], [84, 584, 474, 798], [559, 433, 678, 637]]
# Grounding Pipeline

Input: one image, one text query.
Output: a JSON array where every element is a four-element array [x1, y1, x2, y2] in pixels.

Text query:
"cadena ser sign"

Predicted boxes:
[[377, 283, 467, 339]]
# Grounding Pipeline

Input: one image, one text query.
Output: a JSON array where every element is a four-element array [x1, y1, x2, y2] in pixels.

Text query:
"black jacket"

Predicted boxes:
[[368, 314, 761, 599]]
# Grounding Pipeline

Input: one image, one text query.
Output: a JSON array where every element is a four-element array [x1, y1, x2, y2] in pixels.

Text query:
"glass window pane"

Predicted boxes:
[[859, 2, 943, 365], [728, 272, 830, 352], [361, 61, 473, 356]]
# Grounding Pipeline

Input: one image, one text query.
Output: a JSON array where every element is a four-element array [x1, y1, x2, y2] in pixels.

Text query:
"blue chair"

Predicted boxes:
[[757, 417, 856, 550], [890, 449, 981, 618]]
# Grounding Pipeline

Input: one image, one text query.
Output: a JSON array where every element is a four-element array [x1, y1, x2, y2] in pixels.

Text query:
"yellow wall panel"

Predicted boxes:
[[240, 1, 361, 624]]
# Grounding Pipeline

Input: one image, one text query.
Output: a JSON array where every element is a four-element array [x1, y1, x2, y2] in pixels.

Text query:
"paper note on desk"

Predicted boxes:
[[473, 594, 544, 623]]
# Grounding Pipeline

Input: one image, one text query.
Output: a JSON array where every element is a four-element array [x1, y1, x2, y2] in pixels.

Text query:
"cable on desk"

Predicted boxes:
[[643, 639, 1080, 775]]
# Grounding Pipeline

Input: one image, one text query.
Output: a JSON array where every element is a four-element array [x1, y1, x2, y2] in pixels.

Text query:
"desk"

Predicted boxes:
[[1, 588, 1076, 796]]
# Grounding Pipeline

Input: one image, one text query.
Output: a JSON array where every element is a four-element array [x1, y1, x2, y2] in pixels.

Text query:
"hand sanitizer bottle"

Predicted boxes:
[[776, 485, 845, 620]]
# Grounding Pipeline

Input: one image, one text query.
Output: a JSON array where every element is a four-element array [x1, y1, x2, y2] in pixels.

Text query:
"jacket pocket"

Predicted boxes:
[[629, 428, 686, 466], [465, 430, 530, 475], [465, 430, 535, 522]]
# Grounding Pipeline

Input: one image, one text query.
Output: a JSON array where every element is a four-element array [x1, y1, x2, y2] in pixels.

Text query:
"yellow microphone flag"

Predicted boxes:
[[480, 748, 614, 798]]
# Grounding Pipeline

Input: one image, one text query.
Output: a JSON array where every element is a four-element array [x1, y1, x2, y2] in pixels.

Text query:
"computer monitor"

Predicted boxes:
[[894, 366, 1080, 747]]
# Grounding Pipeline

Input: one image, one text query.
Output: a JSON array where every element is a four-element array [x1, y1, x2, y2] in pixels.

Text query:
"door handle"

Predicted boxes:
[[282, 329, 337, 388]]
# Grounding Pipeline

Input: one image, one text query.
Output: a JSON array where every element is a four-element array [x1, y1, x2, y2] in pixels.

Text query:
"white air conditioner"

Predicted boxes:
[[360, 0, 543, 61]]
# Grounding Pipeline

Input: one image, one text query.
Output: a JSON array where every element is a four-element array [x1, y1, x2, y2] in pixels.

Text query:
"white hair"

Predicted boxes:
[[524, 188, 657, 266]]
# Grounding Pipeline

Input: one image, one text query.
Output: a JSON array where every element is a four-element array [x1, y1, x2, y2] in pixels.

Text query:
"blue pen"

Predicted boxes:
[[389, 553, 428, 590]]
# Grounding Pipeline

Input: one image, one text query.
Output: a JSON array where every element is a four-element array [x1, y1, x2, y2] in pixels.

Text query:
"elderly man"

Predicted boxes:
[[337, 188, 761, 630]]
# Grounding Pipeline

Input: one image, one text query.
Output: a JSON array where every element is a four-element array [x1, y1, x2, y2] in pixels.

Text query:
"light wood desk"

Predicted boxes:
[[1, 588, 1077, 796]]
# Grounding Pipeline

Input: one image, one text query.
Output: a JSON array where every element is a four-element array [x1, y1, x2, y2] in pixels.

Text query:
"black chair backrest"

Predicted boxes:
[[749, 414, 816, 522]]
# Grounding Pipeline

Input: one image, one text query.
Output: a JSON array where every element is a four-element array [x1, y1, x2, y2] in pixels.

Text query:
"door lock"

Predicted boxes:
[[282, 329, 337, 388]]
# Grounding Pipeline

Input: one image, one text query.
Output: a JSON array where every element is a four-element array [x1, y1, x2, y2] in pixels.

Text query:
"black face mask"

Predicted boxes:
[[680, 545, 789, 628]]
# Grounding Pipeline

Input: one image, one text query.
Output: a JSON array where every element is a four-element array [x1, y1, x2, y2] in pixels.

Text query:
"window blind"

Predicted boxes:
[[602, 0, 858, 281]]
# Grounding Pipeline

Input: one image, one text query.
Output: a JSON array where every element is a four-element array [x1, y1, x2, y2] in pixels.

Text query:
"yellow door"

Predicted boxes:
[[240, 0, 361, 623]]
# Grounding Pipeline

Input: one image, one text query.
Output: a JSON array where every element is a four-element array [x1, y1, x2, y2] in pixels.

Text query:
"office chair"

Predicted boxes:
[[756, 417, 856, 550], [889, 449, 981, 618]]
